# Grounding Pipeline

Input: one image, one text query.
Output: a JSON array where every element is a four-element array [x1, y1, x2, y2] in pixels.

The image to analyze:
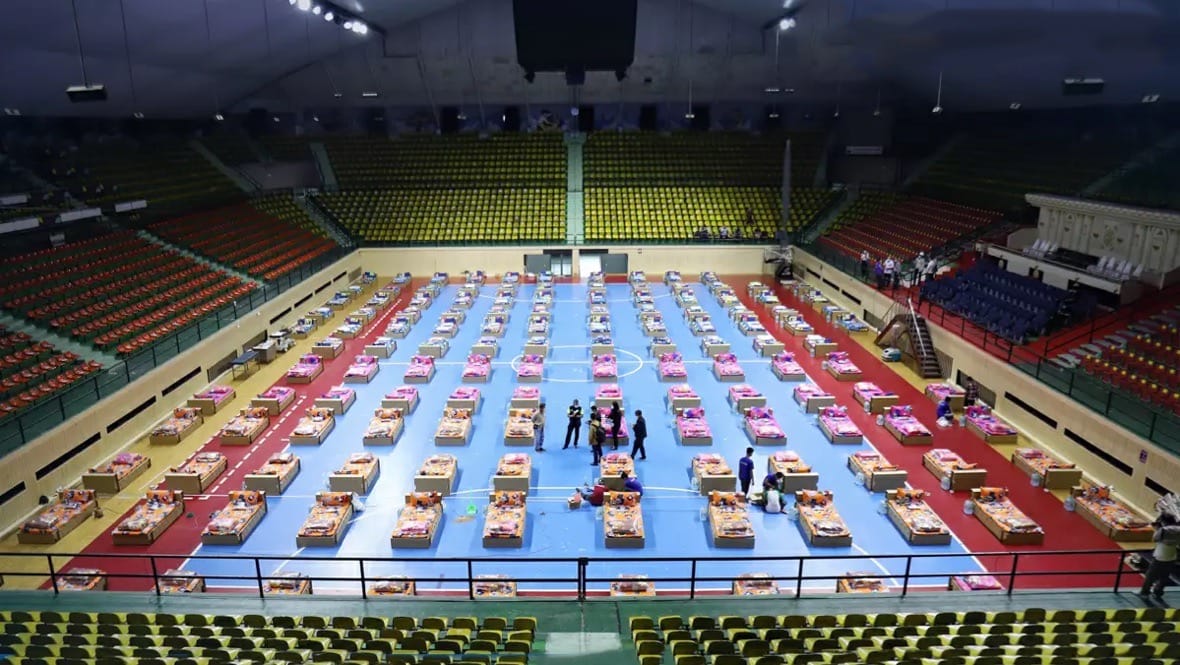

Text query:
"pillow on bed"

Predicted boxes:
[[746, 406, 772, 419], [797, 490, 828, 506], [25, 515, 58, 530], [195, 453, 222, 464], [319, 492, 352, 507], [1087, 485, 1112, 500], [146, 490, 175, 504], [894, 488, 925, 502], [682, 407, 705, 419], [977, 487, 1007, 502], [228, 490, 264, 505]]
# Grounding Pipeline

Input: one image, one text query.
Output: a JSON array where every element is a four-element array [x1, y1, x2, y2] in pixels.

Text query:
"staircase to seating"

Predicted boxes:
[[298, 194, 355, 248], [0, 310, 118, 367], [309, 142, 339, 192], [875, 298, 943, 378], [190, 139, 259, 194], [565, 132, 585, 244]]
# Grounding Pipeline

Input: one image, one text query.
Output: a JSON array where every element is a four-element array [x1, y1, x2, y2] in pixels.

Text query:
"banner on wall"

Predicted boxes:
[[0, 193, 29, 206], [0, 216, 40, 235], [56, 208, 101, 224], [114, 199, 148, 213]]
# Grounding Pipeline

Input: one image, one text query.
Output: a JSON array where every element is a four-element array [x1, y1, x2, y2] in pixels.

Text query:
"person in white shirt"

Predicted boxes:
[[924, 257, 938, 281], [883, 257, 896, 290], [859, 250, 871, 280], [1141, 497, 1179, 598], [914, 252, 928, 284]]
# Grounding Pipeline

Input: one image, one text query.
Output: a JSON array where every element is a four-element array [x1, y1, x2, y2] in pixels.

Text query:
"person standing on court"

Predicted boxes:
[[608, 401, 623, 451], [739, 447, 755, 495], [532, 403, 546, 452], [588, 412, 605, 466], [563, 398, 583, 449], [630, 410, 647, 460]]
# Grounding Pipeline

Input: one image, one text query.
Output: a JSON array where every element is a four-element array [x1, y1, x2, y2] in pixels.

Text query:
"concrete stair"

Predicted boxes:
[[135, 229, 258, 285], [564, 132, 585, 243], [799, 188, 854, 244], [309, 142, 338, 191], [0, 310, 117, 367], [299, 195, 355, 248]]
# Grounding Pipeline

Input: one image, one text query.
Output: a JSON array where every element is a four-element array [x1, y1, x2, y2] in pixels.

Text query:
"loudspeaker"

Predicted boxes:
[[440, 106, 460, 134], [689, 105, 710, 131], [577, 105, 595, 132], [503, 106, 521, 132], [638, 104, 657, 131]]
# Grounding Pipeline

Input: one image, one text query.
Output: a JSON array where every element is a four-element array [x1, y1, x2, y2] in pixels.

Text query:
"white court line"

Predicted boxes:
[[177, 543, 203, 574], [271, 547, 305, 576]]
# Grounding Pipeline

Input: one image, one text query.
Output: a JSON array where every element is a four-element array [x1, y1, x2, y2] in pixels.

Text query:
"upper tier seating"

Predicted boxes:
[[0, 165, 68, 223], [921, 261, 1092, 344], [0, 231, 257, 356], [0, 610, 538, 665], [317, 189, 565, 244], [913, 128, 1148, 209], [818, 193, 1003, 261], [584, 131, 824, 187], [199, 133, 258, 166], [582, 131, 829, 242], [584, 186, 834, 242], [150, 197, 339, 280], [326, 134, 566, 189], [629, 606, 1179, 665], [0, 326, 101, 421], [35, 138, 241, 216], [1093, 144, 1180, 211]]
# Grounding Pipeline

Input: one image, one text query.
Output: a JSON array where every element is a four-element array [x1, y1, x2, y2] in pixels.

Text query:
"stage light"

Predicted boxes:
[[313, 5, 323, 14], [1142, 94, 1160, 103], [133, 111, 144, 119], [214, 113, 224, 121], [333, 92, 343, 98], [288, 0, 296, 5], [273, 116, 280, 122], [764, 87, 780, 93], [312, 115, 319, 122], [296, 0, 310, 10], [684, 112, 695, 119], [2, 108, 20, 116], [571, 106, 579, 117], [779, 17, 795, 31], [361, 91, 378, 98], [342, 20, 352, 29], [931, 105, 943, 114], [1009, 102, 1021, 110], [353, 22, 368, 35], [323, 11, 333, 20]]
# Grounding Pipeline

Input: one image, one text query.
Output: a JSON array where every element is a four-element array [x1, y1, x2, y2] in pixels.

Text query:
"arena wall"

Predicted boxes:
[[793, 248, 1179, 516]]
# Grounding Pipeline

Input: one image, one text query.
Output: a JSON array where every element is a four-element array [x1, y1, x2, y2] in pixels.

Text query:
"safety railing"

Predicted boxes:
[[0, 548, 1144, 600], [0, 247, 352, 457]]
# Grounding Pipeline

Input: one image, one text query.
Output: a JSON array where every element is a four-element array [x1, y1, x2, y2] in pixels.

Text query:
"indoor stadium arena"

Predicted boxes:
[[0, 1, 1178, 664]]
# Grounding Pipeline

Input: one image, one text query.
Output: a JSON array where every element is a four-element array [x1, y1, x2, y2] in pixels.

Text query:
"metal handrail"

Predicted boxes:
[[7, 547, 1138, 599], [907, 297, 931, 360]]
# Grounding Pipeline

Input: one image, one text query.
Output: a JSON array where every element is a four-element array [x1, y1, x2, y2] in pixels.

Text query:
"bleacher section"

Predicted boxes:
[[818, 193, 1003, 261], [318, 134, 567, 244], [34, 138, 241, 216], [0, 611, 537, 665], [921, 261, 1096, 344], [149, 198, 339, 280], [0, 165, 67, 223], [1093, 144, 1180, 211], [584, 186, 832, 242], [0, 231, 257, 356], [913, 128, 1146, 210], [0, 326, 101, 420], [317, 189, 565, 244], [582, 132, 832, 242], [326, 134, 566, 189], [1071, 305, 1180, 415], [629, 606, 1179, 665]]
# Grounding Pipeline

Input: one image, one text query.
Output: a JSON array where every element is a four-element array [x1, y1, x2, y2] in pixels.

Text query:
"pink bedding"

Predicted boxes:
[[593, 354, 618, 378], [794, 383, 831, 401], [321, 386, 354, 402], [885, 406, 931, 437], [729, 384, 763, 401], [345, 355, 378, 379], [667, 383, 697, 400], [287, 355, 321, 378], [677, 407, 712, 438], [965, 406, 1016, 436], [746, 407, 784, 439], [259, 386, 294, 401], [513, 386, 539, 400], [714, 353, 744, 376], [658, 353, 686, 378], [463, 354, 491, 378], [386, 386, 418, 402], [597, 383, 622, 401], [853, 381, 892, 400], [826, 351, 861, 375], [404, 355, 434, 378], [517, 354, 544, 377], [771, 352, 804, 377], [195, 385, 234, 402], [450, 386, 480, 401], [819, 406, 862, 437]]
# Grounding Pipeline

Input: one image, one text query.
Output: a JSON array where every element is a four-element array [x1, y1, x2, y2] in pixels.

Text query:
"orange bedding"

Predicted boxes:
[[299, 492, 354, 540], [112, 490, 183, 538], [19, 489, 96, 539]]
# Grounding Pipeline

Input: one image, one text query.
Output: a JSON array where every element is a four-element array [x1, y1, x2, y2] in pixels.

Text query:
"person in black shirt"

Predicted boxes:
[[608, 401, 623, 451], [630, 410, 647, 460], [563, 399, 583, 449]]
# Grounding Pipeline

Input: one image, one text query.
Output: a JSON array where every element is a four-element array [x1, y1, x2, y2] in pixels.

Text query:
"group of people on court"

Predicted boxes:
[[559, 398, 647, 465]]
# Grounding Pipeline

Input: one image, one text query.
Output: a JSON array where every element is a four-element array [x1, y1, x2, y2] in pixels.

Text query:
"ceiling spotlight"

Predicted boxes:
[[1009, 102, 1021, 110], [323, 11, 333, 20], [457, 112, 467, 120], [684, 112, 695, 119], [571, 107, 580, 117], [361, 91, 379, 98], [312, 115, 320, 122], [1142, 94, 1160, 103], [872, 108, 881, 117], [342, 20, 352, 29], [352, 22, 368, 34], [214, 113, 224, 121], [833, 108, 840, 118], [133, 112, 144, 119], [768, 112, 780, 119], [3, 108, 20, 116], [288, 0, 296, 5], [333, 92, 343, 99], [932, 105, 943, 114], [764, 87, 780, 93], [296, 0, 310, 10], [778, 17, 796, 31], [311, 4, 321, 14]]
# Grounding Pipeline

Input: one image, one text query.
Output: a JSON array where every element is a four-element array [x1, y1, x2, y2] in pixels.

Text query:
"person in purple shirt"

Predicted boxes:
[[622, 471, 644, 495], [738, 447, 755, 495]]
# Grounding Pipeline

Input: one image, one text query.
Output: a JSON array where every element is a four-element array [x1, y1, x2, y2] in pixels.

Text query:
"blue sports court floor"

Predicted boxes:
[[184, 279, 986, 594]]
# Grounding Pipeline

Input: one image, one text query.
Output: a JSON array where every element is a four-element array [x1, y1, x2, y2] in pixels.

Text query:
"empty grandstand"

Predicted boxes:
[[818, 193, 1003, 262]]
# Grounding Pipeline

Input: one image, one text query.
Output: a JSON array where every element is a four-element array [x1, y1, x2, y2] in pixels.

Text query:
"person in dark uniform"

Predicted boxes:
[[588, 412, 605, 466], [563, 399, 583, 449], [630, 410, 647, 460], [608, 401, 623, 451]]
